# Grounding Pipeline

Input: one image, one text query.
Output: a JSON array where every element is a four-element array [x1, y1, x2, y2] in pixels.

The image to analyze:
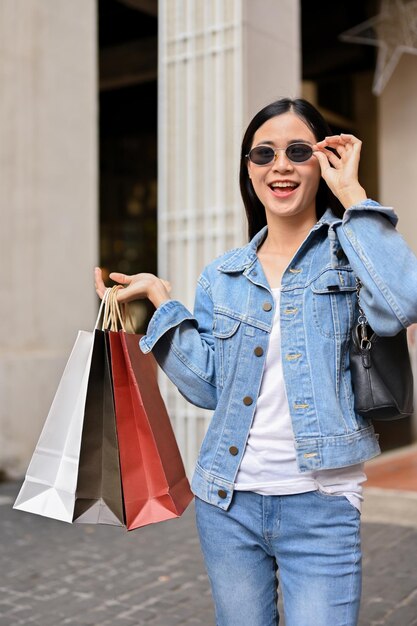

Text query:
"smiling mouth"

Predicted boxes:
[[269, 181, 299, 189], [269, 181, 300, 195]]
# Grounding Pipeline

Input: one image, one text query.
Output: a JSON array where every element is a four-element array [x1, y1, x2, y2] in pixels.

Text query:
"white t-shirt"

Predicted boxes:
[[234, 288, 366, 511]]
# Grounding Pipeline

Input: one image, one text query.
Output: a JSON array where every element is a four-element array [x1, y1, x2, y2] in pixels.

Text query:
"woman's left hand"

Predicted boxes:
[[312, 133, 367, 209]]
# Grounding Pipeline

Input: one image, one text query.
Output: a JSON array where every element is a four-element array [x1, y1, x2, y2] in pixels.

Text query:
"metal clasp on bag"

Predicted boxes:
[[360, 334, 372, 351], [358, 316, 372, 351], [356, 279, 372, 351]]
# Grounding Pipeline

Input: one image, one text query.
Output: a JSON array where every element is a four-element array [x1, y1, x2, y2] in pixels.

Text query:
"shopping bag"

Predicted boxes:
[[13, 297, 108, 522], [73, 329, 124, 526], [109, 329, 193, 530]]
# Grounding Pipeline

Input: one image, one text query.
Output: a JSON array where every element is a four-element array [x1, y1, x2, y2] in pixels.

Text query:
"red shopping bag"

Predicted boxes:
[[108, 330, 193, 530]]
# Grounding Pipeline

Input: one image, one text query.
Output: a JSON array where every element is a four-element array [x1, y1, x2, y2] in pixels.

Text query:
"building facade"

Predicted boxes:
[[1, 0, 416, 476]]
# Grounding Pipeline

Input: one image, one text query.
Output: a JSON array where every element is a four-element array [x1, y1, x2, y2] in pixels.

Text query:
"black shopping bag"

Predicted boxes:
[[73, 329, 125, 526]]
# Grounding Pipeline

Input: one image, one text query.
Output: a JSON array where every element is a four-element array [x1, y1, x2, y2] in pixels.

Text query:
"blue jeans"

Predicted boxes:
[[195, 490, 361, 626]]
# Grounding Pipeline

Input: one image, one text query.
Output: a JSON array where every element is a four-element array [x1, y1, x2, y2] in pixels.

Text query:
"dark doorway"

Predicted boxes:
[[98, 0, 158, 331]]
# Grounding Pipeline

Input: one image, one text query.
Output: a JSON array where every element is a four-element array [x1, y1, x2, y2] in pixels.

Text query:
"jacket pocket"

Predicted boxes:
[[213, 312, 241, 387], [310, 268, 356, 339]]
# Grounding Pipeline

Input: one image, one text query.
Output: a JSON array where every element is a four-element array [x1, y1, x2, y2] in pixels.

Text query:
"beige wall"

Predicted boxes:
[[379, 55, 417, 251], [379, 54, 417, 439], [0, 0, 98, 476], [242, 0, 300, 119]]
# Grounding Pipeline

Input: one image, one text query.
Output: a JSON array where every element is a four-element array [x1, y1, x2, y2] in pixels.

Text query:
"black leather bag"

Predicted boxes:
[[350, 278, 414, 421]]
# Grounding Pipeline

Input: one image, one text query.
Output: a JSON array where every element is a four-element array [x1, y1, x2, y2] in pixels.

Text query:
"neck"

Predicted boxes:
[[262, 209, 317, 256]]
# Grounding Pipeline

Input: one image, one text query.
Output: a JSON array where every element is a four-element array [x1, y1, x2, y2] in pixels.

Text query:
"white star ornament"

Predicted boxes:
[[340, 0, 417, 95]]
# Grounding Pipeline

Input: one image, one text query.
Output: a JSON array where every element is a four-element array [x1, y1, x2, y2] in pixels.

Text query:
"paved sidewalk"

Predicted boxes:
[[1, 471, 417, 626], [359, 444, 417, 625]]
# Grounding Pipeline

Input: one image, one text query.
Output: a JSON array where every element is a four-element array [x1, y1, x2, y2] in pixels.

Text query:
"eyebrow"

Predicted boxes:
[[254, 139, 314, 147]]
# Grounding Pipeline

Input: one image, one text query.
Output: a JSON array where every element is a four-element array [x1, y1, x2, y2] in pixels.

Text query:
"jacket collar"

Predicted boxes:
[[217, 209, 340, 273]]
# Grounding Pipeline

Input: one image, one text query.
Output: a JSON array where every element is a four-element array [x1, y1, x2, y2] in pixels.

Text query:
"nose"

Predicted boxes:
[[271, 149, 293, 172]]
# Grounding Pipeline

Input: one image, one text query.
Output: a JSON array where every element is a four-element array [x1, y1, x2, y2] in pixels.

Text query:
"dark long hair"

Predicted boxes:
[[239, 98, 345, 240]]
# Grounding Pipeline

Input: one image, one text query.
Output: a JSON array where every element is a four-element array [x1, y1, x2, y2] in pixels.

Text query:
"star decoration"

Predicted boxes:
[[340, 0, 417, 95]]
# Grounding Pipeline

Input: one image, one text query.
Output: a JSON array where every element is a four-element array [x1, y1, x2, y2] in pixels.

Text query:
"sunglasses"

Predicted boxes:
[[246, 142, 313, 165]]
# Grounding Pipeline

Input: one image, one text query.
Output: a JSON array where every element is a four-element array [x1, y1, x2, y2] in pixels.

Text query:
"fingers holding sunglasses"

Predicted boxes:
[[314, 146, 342, 169], [314, 134, 362, 170], [313, 142, 367, 208], [316, 134, 362, 159]]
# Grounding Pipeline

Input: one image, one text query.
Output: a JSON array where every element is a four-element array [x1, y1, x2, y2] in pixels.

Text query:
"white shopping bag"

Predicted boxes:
[[14, 296, 108, 522]]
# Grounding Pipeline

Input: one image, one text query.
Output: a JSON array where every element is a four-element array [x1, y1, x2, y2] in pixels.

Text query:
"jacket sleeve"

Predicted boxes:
[[139, 273, 217, 409], [334, 199, 417, 335]]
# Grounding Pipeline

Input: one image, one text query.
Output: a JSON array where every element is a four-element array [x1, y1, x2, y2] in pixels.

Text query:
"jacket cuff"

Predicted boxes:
[[342, 199, 398, 227], [139, 299, 197, 353]]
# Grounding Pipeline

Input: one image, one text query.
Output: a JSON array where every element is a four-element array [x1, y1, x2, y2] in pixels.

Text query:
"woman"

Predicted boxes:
[[95, 98, 417, 625]]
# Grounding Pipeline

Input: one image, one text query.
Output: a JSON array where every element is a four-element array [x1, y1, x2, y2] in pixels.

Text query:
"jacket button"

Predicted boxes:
[[254, 346, 264, 357], [218, 489, 227, 499], [243, 396, 253, 406], [262, 302, 272, 312], [336, 248, 344, 259], [229, 446, 239, 456]]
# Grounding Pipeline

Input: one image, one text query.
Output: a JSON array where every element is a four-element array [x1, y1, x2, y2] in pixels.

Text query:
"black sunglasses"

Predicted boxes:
[[246, 142, 314, 165]]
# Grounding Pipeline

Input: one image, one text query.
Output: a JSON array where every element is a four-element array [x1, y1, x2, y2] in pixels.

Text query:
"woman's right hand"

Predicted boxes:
[[94, 267, 171, 308]]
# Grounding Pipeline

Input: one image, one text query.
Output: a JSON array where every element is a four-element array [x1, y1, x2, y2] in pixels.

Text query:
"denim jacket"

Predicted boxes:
[[140, 200, 417, 510]]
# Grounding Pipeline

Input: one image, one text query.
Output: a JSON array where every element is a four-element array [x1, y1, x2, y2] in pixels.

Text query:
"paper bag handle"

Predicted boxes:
[[102, 286, 135, 333], [94, 288, 111, 330]]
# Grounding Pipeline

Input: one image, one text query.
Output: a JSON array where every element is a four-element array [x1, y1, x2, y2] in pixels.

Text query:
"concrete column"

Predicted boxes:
[[158, 0, 300, 473], [0, 0, 98, 475]]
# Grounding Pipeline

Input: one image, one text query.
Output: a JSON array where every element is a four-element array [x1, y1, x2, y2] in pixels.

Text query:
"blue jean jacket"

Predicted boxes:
[[140, 200, 417, 510]]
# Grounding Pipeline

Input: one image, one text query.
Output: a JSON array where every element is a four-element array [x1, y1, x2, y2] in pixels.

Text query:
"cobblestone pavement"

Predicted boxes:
[[1, 480, 417, 626]]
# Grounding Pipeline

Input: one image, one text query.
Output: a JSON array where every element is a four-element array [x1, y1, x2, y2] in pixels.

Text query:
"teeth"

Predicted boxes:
[[271, 182, 297, 188]]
